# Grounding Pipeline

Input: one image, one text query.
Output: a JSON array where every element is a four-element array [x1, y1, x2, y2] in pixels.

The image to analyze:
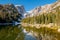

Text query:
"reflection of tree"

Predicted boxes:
[[37, 33, 42, 40], [0, 25, 24, 40], [24, 26, 59, 40]]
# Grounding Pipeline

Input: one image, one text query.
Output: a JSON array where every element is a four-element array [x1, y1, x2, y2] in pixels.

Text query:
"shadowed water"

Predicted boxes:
[[0, 24, 36, 40]]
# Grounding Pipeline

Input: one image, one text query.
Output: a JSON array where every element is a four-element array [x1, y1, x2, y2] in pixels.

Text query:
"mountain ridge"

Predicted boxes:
[[25, 1, 60, 17]]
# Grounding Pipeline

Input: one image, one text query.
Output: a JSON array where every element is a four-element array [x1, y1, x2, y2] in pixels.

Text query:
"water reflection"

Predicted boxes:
[[0, 25, 24, 40], [0, 24, 37, 40], [1, 24, 57, 40], [23, 29, 37, 40], [23, 26, 60, 40], [25, 35, 36, 40]]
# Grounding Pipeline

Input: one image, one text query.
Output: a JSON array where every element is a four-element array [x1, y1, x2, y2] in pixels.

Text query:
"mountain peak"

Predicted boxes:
[[26, 1, 60, 17], [15, 5, 26, 18], [15, 5, 23, 7]]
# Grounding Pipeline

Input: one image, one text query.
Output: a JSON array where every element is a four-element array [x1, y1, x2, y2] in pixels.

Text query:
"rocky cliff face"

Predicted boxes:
[[26, 1, 60, 17], [29, 6, 41, 14], [0, 4, 22, 23], [26, 4, 52, 17], [15, 5, 26, 18]]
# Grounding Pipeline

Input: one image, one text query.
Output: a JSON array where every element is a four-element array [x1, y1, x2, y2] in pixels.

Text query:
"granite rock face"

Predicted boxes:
[[25, 1, 60, 17], [0, 4, 21, 23]]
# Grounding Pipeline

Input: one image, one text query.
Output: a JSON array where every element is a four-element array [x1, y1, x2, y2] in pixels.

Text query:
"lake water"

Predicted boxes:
[[22, 26, 60, 40], [0, 25, 37, 40], [0, 24, 59, 40], [23, 29, 37, 40]]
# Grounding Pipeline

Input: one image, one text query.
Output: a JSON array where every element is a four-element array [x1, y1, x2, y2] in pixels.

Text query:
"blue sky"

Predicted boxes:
[[0, 0, 57, 11]]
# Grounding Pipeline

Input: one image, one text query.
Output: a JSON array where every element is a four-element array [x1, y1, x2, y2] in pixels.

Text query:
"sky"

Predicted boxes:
[[0, 0, 57, 11]]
